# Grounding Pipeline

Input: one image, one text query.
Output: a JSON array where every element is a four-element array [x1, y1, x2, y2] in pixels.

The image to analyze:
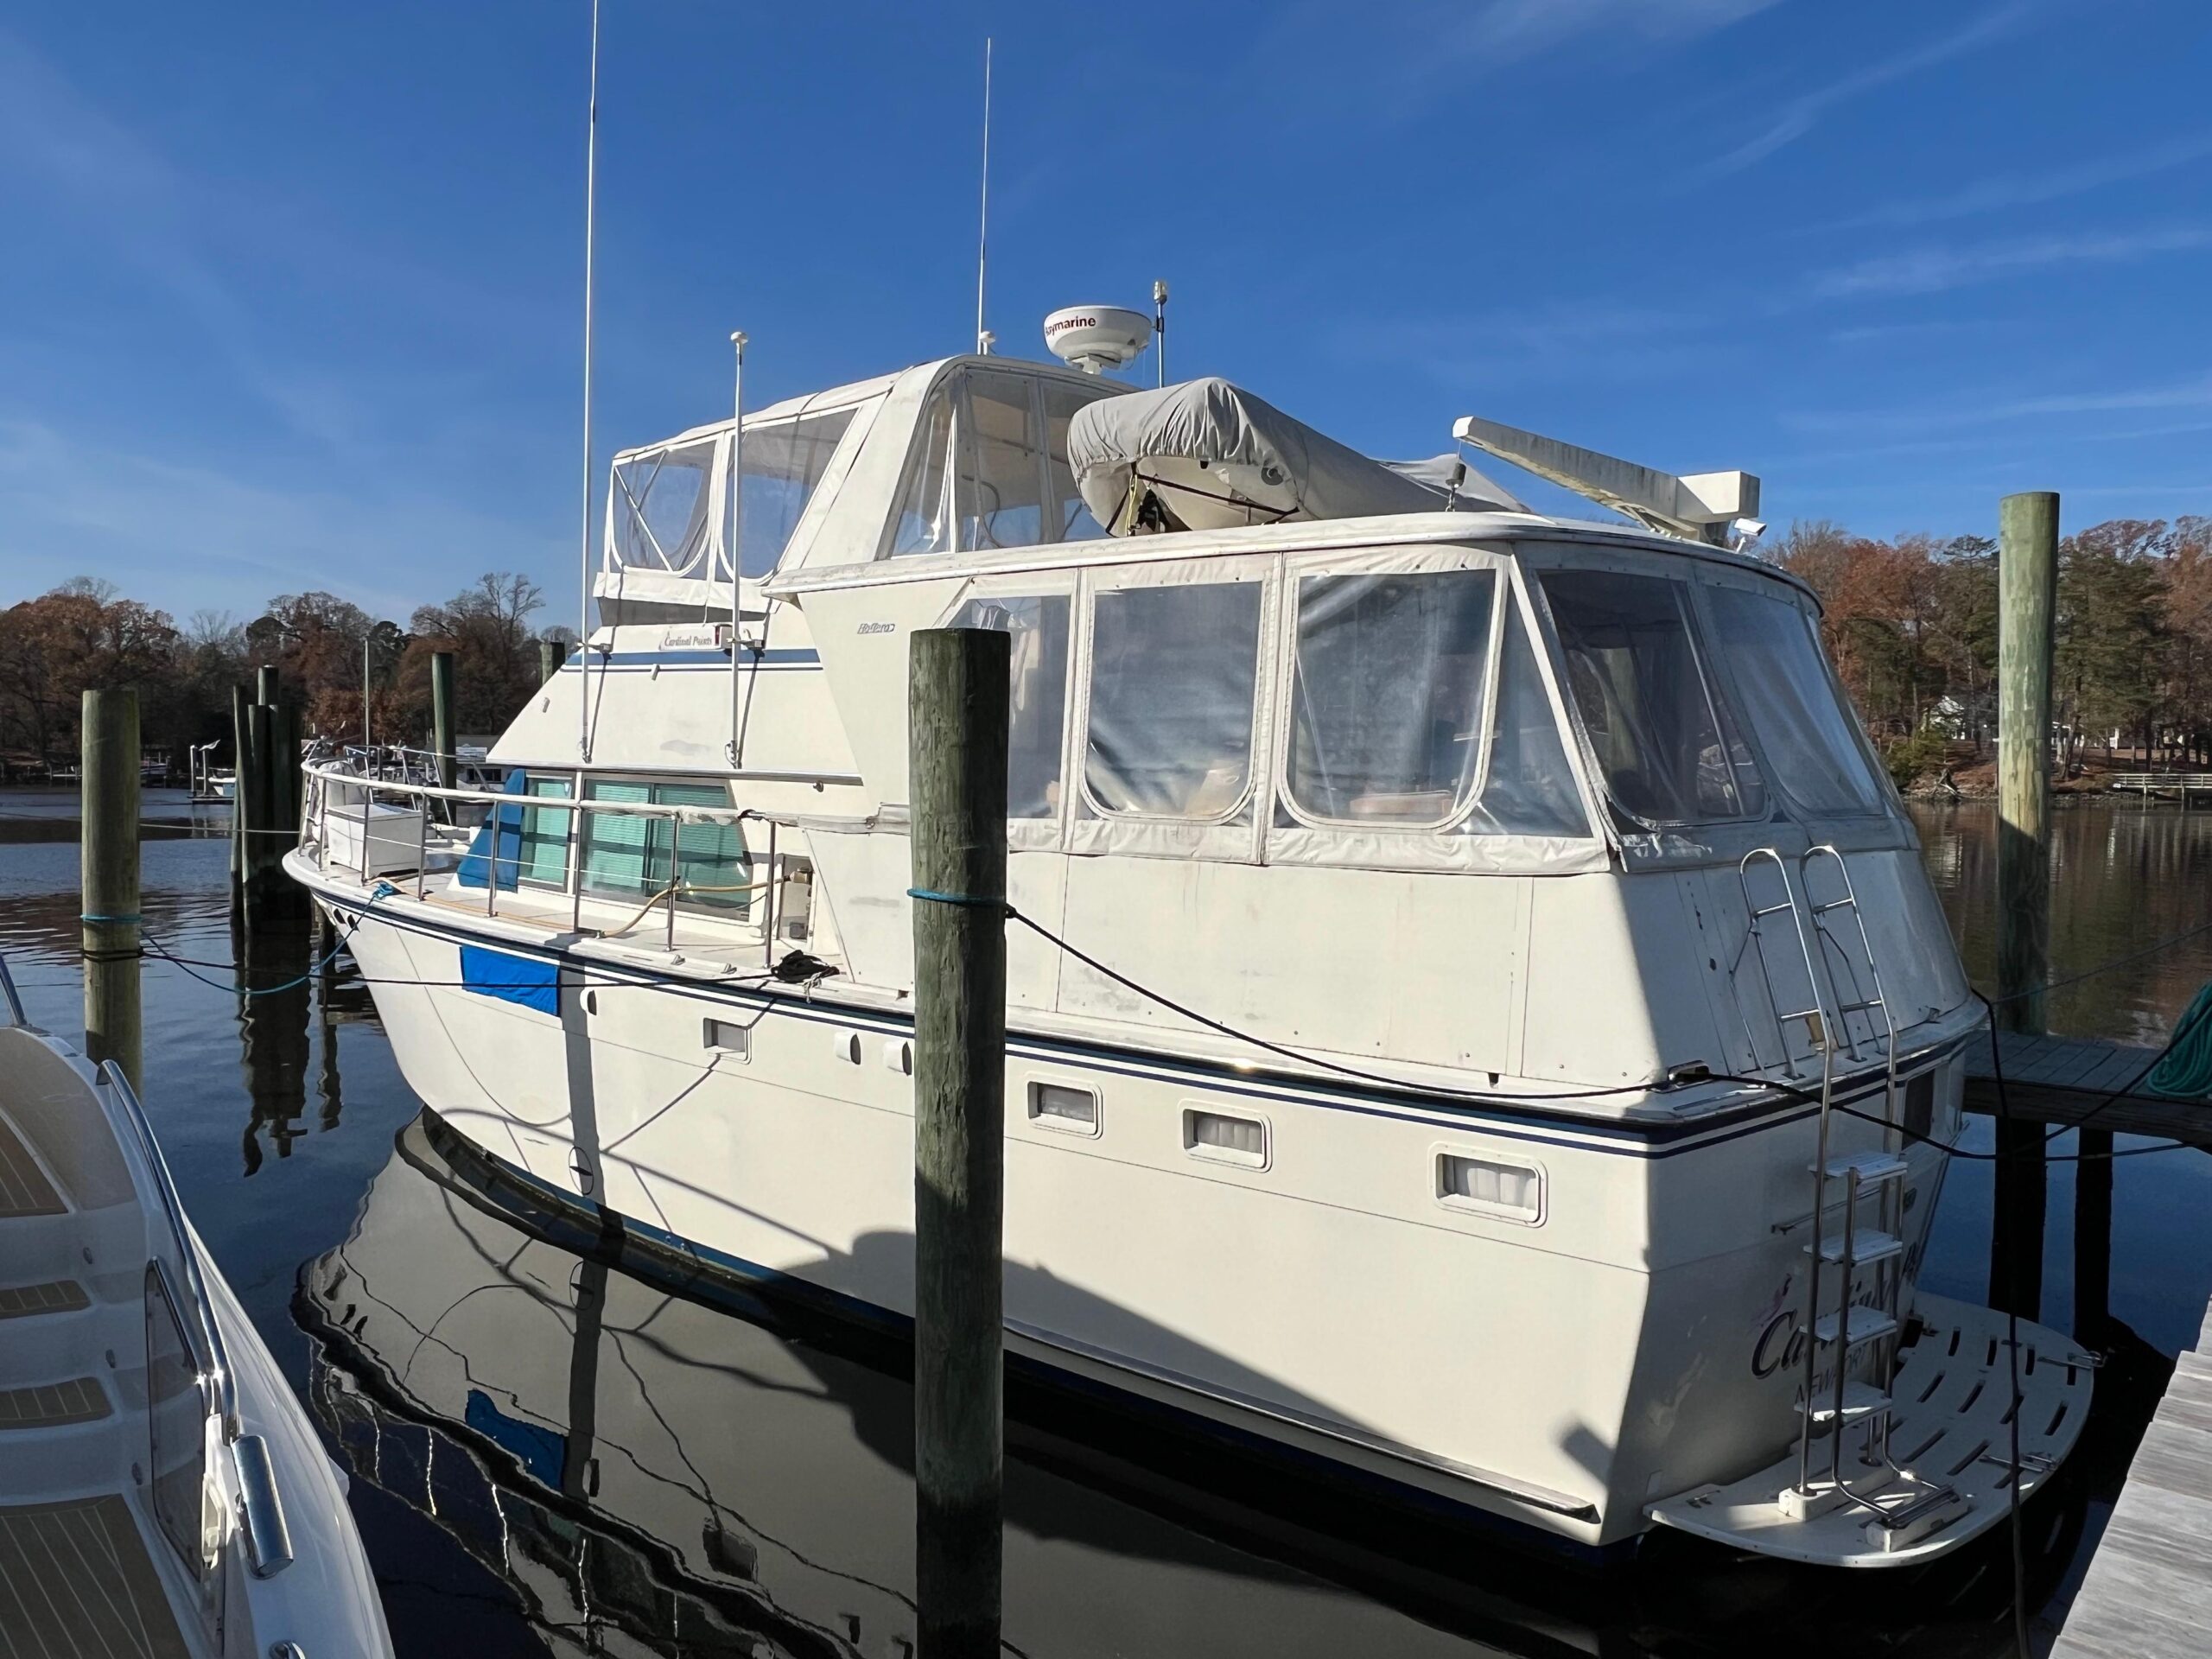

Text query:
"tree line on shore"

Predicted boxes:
[[1770, 514, 2212, 786], [0, 572, 570, 776], [4, 512, 2205, 786]]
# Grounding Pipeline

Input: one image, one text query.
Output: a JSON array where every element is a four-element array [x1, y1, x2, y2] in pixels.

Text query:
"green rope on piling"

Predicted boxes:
[[2147, 982, 2212, 1100]]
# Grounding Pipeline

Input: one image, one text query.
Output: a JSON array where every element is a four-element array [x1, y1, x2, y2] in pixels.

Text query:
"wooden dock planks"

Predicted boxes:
[[1961, 1030, 2212, 1148], [2050, 1297, 2212, 1658]]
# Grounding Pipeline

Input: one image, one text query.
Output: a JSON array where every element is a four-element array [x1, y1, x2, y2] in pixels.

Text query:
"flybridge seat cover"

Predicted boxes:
[[1067, 378, 1519, 536]]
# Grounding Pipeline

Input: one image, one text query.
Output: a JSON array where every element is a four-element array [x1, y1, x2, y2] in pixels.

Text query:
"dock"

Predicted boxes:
[[2102, 771, 2212, 803], [1962, 1030, 2212, 1148], [2050, 1294, 2212, 1658]]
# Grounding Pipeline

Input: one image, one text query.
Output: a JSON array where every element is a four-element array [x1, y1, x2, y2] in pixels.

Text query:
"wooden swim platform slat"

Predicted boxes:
[[2051, 1294, 2212, 1658]]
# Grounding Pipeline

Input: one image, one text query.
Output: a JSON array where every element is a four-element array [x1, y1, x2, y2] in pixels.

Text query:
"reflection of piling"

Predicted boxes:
[[1992, 491, 2058, 1319], [81, 687, 143, 1094], [908, 627, 1008, 1659], [238, 911, 313, 1176]]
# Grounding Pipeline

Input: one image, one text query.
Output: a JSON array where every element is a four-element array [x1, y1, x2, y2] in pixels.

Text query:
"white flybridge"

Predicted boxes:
[[287, 310, 2091, 1569]]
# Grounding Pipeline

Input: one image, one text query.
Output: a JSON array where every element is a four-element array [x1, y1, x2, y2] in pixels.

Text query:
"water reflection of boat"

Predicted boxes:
[[300, 1111, 2165, 1658]]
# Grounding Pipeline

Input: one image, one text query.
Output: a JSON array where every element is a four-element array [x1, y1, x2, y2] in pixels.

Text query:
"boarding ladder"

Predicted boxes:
[[1736, 848, 1963, 1543]]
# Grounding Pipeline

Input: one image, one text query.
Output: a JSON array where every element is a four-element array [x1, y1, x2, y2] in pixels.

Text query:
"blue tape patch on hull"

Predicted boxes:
[[461, 944, 561, 1014]]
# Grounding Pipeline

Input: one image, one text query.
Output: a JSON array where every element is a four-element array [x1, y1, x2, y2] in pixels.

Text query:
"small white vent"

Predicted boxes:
[[1437, 1152, 1543, 1224], [702, 1018, 751, 1059], [1184, 1109, 1267, 1168], [1027, 1082, 1098, 1135]]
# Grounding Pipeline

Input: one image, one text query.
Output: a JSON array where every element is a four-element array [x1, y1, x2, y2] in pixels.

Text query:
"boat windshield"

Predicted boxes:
[[609, 406, 858, 582], [1541, 569, 1767, 828]]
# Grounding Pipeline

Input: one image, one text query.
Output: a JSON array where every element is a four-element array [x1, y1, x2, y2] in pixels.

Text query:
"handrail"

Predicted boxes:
[[0, 955, 24, 1028], [304, 755, 759, 828], [97, 1062, 241, 1442]]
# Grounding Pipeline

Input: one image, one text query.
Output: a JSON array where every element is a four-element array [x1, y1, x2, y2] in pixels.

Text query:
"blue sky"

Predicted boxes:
[[2, 0, 2208, 630]]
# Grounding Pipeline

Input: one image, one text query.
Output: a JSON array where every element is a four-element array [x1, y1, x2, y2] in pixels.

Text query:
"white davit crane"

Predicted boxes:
[[1451, 415, 1763, 548]]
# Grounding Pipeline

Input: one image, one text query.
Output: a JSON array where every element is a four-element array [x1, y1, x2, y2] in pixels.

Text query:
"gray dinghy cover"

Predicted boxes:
[[1066, 377, 1515, 533]]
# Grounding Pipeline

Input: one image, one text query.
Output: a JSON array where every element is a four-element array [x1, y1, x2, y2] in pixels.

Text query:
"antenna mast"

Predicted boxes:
[[576, 0, 602, 761], [974, 38, 992, 353]]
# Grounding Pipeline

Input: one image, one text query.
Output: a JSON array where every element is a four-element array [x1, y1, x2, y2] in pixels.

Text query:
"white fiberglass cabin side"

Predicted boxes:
[[291, 353, 2087, 1564]]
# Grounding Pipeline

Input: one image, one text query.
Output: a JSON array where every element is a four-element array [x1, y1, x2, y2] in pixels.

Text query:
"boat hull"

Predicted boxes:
[[308, 865, 1988, 1558]]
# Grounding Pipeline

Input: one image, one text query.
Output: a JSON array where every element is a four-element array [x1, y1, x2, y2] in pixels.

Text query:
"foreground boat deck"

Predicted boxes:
[[0, 1494, 192, 1658], [2050, 1294, 2212, 1658]]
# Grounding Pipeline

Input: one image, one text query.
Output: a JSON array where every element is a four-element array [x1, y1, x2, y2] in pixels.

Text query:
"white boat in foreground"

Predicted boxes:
[[0, 960, 392, 1656], [287, 322, 2091, 1568]]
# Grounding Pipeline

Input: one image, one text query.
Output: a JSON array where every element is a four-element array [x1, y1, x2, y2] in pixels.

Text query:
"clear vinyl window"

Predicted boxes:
[[1084, 582, 1264, 820], [950, 594, 1072, 819], [1541, 569, 1766, 827], [1284, 569, 1497, 826], [734, 410, 856, 575], [1701, 583, 1885, 817]]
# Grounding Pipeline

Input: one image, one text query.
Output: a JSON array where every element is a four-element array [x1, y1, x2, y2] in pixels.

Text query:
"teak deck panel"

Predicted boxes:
[[2050, 1296, 2212, 1658]]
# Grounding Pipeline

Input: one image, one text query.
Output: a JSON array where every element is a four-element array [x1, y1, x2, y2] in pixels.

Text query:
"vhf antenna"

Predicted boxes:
[[1154, 279, 1169, 387], [576, 0, 602, 760], [974, 38, 993, 354]]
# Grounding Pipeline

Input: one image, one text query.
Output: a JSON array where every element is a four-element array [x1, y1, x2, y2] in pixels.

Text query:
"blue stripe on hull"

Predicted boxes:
[[310, 868, 1970, 1160]]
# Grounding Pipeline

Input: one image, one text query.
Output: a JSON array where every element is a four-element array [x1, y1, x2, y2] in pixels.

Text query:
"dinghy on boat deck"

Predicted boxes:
[[0, 958, 392, 1656]]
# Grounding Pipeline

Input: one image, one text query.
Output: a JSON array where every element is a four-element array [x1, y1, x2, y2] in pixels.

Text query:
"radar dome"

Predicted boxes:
[[1042, 305, 1154, 374]]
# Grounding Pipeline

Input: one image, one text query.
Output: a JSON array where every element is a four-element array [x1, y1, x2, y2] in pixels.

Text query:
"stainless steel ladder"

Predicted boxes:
[[1737, 849, 1958, 1538]]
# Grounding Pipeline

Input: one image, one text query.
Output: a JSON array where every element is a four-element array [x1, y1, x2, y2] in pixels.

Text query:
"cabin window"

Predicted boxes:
[[734, 409, 857, 575], [886, 369, 1122, 557], [1701, 585, 1886, 816], [1084, 582, 1264, 819], [518, 775, 573, 887], [611, 439, 716, 575], [1478, 601, 1590, 836], [1043, 383, 1110, 543], [1541, 570, 1767, 826], [1284, 570, 1497, 826], [950, 594, 1071, 818], [144, 1262, 212, 1575], [579, 779, 752, 916]]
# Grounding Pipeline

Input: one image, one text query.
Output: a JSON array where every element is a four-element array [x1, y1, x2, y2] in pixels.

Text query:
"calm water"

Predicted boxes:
[[3, 790, 2209, 1656]]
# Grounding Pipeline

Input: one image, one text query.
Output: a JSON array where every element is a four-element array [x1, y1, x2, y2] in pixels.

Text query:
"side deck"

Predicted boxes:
[[2050, 1294, 2212, 1657]]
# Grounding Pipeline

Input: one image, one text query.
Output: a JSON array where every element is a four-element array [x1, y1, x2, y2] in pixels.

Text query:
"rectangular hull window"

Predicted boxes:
[[1027, 1081, 1099, 1134], [1438, 1153, 1543, 1223], [1086, 582, 1263, 818], [1184, 1108, 1268, 1167]]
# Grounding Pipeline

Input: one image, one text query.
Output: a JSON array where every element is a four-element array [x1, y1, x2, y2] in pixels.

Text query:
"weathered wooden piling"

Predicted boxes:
[[232, 670, 302, 920], [907, 626, 1009, 1659], [1991, 490, 2059, 1319], [431, 649, 457, 792], [81, 687, 143, 1093], [540, 639, 562, 686]]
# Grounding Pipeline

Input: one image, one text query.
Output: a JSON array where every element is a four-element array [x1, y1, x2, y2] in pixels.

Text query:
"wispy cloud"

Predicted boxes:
[[0, 418, 556, 620], [1698, 3, 2036, 178], [1784, 370, 2212, 438], [1333, 300, 1720, 392], [1813, 131, 2212, 232], [1810, 224, 2212, 299], [1247, 0, 1782, 113]]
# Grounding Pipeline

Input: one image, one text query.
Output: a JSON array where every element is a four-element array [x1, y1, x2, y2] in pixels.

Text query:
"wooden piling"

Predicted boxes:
[[229, 683, 250, 905], [81, 687, 143, 1094], [907, 626, 1009, 1659], [540, 639, 562, 687], [431, 649, 457, 792], [1991, 490, 2059, 1319]]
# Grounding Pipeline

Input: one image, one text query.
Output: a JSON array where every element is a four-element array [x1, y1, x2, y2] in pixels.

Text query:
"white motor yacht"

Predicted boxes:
[[0, 961, 393, 1656], [287, 321, 2092, 1568]]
